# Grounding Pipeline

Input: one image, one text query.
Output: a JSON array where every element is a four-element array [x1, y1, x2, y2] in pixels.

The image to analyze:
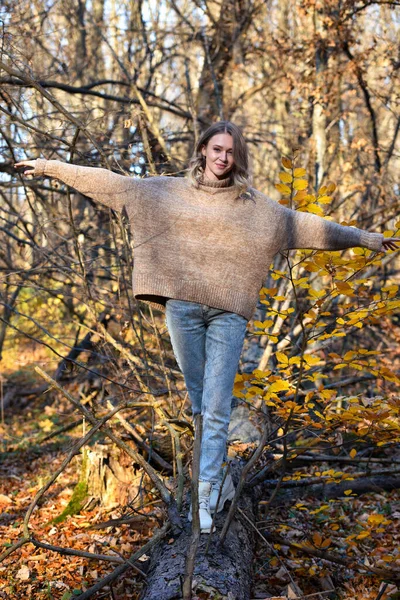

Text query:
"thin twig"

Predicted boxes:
[[164, 421, 185, 511], [31, 538, 124, 564], [183, 414, 202, 600]]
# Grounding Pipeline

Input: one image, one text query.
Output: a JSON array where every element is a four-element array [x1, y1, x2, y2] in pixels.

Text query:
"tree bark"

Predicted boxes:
[[196, 0, 256, 123], [140, 471, 257, 600]]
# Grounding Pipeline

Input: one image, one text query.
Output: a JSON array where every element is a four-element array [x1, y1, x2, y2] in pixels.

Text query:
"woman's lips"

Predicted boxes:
[[216, 164, 226, 168]]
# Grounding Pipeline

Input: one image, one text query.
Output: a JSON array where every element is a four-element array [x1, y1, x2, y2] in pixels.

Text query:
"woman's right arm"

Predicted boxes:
[[14, 158, 136, 212]]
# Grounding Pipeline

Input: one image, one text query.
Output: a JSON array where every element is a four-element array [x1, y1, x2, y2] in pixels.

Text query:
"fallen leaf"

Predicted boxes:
[[0, 494, 12, 508], [28, 553, 47, 562], [16, 565, 30, 581]]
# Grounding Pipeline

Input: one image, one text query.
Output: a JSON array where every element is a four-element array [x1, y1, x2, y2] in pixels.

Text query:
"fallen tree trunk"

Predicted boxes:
[[260, 474, 400, 504], [140, 472, 257, 600]]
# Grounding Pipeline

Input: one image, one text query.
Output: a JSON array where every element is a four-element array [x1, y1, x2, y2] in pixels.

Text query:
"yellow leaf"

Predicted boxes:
[[304, 203, 324, 216], [282, 157, 292, 169], [260, 287, 278, 296], [39, 418, 54, 432], [349, 448, 357, 458], [304, 262, 320, 272], [344, 489, 353, 495], [267, 335, 278, 343], [320, 389, 335, 399], [304, 194, 316, 202], [356, 530, 370, 539], [268, 380, 290, 393], [344, 351, 356, 361], [326, 182, 336, 194], [318, 185, 328, 195], [253, 369, 271, 379], [349, 362, 363, 370], [293, 167, 307, 177], [289, 356, 301, 366], [294, 190, 308, 201], [308, 288, 325, 299], [303, 354, 321, 365], [279, 172, 293, 183], [275, 183, 291, 195], [318, 195, 333, 204], [293, 179, 308, 191], [367, 514, 388, 526], [335, 281, 355, 296], [293, 277, 309, 285], [276, 352, 288, 364]]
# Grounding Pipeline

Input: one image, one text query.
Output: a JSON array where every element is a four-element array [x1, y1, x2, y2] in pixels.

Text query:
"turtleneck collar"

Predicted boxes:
[[198, 176, 233, 189]]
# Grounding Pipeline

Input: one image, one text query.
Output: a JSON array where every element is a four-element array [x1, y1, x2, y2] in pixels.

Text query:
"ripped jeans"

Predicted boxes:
[[165, 299, 248, 483]]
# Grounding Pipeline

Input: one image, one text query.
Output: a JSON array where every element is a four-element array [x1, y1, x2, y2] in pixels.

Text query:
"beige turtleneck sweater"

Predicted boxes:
[[33, 159, 383, 320]]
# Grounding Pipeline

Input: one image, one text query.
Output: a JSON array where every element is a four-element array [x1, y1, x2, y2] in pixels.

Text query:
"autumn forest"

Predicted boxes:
[[0, 1, 400, 599]]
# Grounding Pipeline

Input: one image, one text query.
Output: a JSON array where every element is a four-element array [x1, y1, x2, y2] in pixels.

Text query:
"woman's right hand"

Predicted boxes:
[[14, 160, 38, 176]]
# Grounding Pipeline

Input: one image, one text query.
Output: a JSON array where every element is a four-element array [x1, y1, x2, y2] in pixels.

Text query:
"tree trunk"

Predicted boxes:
[[196, 0, 255, 123], [140, 470, 257, 600], [84, 441, 142, 509]]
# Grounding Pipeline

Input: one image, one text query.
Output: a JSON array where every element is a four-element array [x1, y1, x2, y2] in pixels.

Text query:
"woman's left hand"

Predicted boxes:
[[381, 237, 400, 252]]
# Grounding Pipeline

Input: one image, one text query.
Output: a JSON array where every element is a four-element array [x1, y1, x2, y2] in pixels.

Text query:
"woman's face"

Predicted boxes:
[[201, 132, 234, 180]]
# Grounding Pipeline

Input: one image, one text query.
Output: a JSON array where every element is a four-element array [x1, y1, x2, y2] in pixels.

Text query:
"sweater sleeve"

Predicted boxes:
[[33, 158, 136, 212], [279, 207, 384, 253]]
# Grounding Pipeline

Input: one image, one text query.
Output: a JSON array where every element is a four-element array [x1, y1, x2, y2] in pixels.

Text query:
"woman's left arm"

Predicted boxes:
[[280, 208, 399, 254]]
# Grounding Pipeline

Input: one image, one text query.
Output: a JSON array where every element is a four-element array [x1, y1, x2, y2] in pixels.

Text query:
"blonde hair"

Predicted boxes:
[[187, 121, 253, 199]]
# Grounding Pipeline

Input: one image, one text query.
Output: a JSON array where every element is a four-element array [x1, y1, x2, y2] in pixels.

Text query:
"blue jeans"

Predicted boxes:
[[165, 299, 248, 483]]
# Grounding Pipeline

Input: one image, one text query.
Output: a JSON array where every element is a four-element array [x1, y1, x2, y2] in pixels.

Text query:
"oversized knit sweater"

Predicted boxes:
[[33, 159, 384, 320]]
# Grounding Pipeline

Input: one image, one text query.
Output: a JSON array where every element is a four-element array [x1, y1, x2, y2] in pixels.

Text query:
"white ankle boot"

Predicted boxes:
[[188, 480, 213, 533], [209, 471, 235, 514]]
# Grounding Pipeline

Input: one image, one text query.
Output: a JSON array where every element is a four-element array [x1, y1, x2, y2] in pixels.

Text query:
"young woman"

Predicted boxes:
[[15, 121, 399, 533]]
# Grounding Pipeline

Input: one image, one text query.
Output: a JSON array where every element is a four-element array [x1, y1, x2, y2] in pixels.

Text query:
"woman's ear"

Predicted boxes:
[[201, 145, 206, 157]]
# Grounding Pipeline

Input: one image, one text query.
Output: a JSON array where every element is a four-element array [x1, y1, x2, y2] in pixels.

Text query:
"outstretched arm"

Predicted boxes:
[[14, 158, 136, 212], [280, 208, 399, 254]]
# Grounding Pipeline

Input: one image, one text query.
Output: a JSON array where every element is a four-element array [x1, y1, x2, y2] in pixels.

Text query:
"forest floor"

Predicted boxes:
[[0, 366, 399, 600]]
